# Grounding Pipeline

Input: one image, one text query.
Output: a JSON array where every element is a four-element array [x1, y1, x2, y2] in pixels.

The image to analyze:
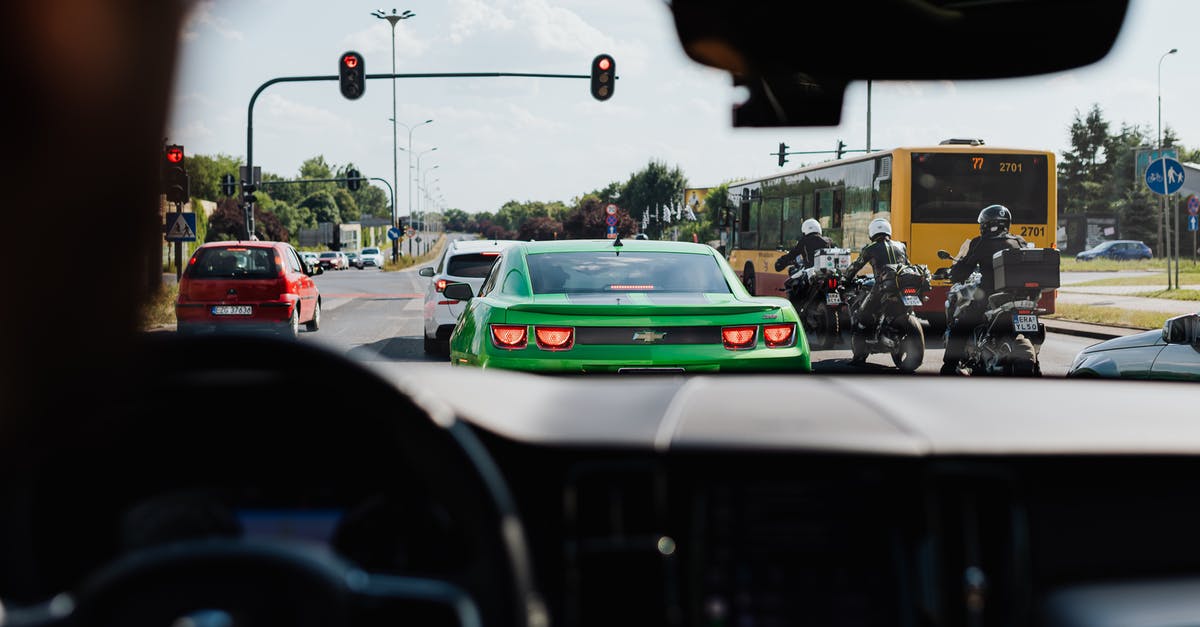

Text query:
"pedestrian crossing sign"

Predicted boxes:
[[166, 213, 197, 242]]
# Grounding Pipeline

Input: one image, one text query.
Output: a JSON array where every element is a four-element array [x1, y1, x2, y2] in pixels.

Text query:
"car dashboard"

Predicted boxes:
[[3, 336, 1200, 627]]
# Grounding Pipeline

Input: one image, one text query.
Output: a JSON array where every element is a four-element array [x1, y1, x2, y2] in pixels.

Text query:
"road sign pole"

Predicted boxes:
[[1175, 194, 1181, 286]]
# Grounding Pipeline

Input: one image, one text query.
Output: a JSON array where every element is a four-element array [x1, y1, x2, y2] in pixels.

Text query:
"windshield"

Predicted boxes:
[[527, 252, 731, 294]]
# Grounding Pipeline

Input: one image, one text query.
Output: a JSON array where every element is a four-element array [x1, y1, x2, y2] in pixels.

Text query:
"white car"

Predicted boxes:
[[359, 247, 385, 269], [419, 238, 522, 355]]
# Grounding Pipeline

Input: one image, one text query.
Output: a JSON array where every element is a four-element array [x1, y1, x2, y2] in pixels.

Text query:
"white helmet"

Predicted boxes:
[[801, 218, 822, 235], [868, 218, 892, 240]]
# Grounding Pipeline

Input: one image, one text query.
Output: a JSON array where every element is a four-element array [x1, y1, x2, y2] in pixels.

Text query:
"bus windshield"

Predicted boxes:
[[910, 153, 1048, 224]]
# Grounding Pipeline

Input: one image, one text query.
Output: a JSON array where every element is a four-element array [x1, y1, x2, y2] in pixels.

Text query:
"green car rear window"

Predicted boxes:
[[190, 247, 278, 279], [526, 251, 730, 294]]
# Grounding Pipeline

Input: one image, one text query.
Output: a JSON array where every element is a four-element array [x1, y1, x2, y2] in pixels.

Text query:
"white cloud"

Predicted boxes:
[[341, 21, 428, 60], [261, 94, 353, 135], [448, 0, 516, 44], [183, 1, 244, 42]]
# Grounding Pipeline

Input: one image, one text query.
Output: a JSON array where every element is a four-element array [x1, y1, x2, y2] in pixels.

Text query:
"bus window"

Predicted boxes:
[[875, 179, 892, 214], [910, 152, 1048, 223], [783, 197, 805, 244], [740, 198, 759, 250], [817, 189, 833, 226], [760, 197, 783, 250], [832, 189, 844, 229]]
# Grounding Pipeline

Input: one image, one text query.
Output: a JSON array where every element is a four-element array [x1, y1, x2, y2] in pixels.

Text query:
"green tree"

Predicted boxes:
[[517, 216, 563, 241], [562, 195, 636, 239], [443, 208, 471, 231], [1058, 104, 1111, 215], [332, 188, 360, 222], [620, 160, 689, 238], [205, 198, 288, 242], [185, 153, 242, 201], [299, 191, 342, 225]]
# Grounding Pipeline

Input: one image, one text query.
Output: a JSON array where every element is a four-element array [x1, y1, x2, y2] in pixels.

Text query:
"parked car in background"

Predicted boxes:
[[359, 247, 384, 269], [317, 251, 340, 270], [346, 251, 362, 269], [300, 251, 320, 270], [175, 241, 321, 338], [419, 238, 522, 355], [1075, 240, 1153, 261]]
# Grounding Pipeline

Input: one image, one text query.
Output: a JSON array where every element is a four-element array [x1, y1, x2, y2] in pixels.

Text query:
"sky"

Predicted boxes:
[[168, 0, 1200, 217]]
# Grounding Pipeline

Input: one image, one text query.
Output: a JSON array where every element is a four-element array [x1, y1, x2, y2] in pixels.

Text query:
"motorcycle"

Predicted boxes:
[[934, 248, 1059, 376], [844, 262, 933, 372], [778, 248, 851, 350]]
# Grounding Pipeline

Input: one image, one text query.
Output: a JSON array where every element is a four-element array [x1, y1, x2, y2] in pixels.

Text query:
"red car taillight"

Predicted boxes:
[[436, 279, 448, 292], [763, 323, 796, 348], [491, 324, 528, 350], [721, 325, 757, 350], [535, 326, 574, 351]]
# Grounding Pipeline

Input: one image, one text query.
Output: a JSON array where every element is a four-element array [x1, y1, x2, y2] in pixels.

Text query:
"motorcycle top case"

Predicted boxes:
[[992, 248, 1061, 291]]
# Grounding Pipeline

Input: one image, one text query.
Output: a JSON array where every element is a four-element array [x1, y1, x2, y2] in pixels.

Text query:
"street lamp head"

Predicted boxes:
[[1169, 48, 1178, 54]]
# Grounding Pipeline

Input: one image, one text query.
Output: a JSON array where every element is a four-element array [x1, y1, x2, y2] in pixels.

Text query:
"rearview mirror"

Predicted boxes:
[[443, 283, 475, 301], [937, 250, 954, 261], [418, 267, 435, 277]]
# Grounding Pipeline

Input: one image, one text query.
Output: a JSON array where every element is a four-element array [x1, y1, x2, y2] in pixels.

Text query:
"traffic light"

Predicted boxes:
[[339, 51, 365, 100], [778, 142, 789, 167], [242, 184, 257, 207], [220, 173, 236, 197], [162, 144, 189, 204], [836, 140, 846, 159], [347, 169, 361, 192], [590, 54, 615, 101]]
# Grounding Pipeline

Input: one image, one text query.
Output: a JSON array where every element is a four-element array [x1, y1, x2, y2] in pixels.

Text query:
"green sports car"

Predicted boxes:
[[444, 239, 811, 373]]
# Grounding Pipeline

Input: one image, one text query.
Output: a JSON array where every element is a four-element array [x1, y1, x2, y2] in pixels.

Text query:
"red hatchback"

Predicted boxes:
[[175, 241, 322, 338]]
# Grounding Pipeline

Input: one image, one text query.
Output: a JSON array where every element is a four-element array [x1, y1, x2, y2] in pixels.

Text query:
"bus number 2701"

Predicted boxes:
[[1019, 226, 1045, 238]]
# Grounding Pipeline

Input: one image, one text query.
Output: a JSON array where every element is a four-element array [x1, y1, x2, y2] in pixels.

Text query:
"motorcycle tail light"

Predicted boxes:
[[763, 323, 796, 348], [721, 326, 757, 350], [902, 287, 917, 294], [491, 324, 528, 349], [535, 326, 574, 351], [826, 278, 838, 289], [1017, 310, 1032, 315]]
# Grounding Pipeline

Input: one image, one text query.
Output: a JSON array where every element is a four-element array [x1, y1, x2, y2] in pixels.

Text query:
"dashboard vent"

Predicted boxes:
[[562, 460, 678, 627], [926, 463, 1030, 627]]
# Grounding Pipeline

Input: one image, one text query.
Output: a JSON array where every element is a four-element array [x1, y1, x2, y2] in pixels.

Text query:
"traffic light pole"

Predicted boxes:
[[173, 201, 184, 282], [244, 70, 600, 241]]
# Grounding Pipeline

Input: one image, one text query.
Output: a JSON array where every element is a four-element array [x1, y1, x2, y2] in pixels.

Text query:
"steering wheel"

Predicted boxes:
[[5, 333, 545, 627]]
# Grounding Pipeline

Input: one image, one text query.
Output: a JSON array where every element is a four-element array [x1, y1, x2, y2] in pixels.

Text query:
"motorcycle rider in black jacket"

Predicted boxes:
[[941, 204, 1028, 375], [775, 219, 834, 272], [843, 218, 908, 361]]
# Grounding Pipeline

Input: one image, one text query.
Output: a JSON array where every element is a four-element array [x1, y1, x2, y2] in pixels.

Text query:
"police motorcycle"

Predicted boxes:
[[934, 247, 1060, 376], [779, 248, 852, 349], [844, 262, 933, 373]]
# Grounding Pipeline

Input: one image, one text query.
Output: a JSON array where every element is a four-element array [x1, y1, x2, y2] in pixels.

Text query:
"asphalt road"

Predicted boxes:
[[298, 265, 1099, 377]]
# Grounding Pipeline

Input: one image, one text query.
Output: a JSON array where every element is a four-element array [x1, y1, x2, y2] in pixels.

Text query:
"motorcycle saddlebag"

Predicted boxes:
[[992, 248, 1060, 291]]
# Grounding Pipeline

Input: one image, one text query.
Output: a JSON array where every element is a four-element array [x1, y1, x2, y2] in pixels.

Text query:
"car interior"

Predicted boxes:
[[13, 1, 1200, 627]]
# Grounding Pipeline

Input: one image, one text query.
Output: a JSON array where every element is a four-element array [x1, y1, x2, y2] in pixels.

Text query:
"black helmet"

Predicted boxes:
[[977, 204, 1012, 238]]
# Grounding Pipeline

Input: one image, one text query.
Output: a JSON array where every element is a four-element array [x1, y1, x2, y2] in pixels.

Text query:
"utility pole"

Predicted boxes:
[[372, 9, 415, 262]]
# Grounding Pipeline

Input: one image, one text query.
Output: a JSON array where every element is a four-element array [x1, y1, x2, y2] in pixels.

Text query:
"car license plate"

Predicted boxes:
[[1013, 314, 1039, 333], [902, 295, 922, 306], [825, 293, 841, 305], [212, 305, 252, 316]]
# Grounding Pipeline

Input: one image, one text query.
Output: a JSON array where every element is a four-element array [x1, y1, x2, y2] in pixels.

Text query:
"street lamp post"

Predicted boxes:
[[421, 166, 440, 233], [1158, 47, 1177, 289], [371, 9, 415, 263], [414, 147, 437, 251]]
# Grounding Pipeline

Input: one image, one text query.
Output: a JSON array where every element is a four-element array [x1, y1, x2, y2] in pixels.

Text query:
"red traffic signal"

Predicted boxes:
[[165, 146, 184, 163], [590, 54, 615, 101], [339, 51, 365, 100], [162, 144, 189, 204]]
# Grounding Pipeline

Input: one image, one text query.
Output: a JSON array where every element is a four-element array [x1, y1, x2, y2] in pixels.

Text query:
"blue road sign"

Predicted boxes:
[[606, 225, 617, 239], [1189, 215, 1199, 232], [1189, 195, 1200, 216], [606, 214, 618, 227], [165, 213, 197, 242], [1145, 157, 1185, 195], [1136, 149, 1178, 180], [387, 227, 402, 240]]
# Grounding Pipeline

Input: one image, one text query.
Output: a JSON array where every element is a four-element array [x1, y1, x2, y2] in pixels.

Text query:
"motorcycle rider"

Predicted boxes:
[[775, 218, 835, 272], [940, 204, 1028, 375], [843, 218, 908, 362]]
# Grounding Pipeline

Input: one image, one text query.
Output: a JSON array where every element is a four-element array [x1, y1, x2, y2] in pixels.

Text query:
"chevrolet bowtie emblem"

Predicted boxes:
[[632, 330, 667, 343]]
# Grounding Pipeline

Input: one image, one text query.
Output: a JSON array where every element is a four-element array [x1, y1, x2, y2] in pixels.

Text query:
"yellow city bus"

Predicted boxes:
[[723, 140, 1057, 320]]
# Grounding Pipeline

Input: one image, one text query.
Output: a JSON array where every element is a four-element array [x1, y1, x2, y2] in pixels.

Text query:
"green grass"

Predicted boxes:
[[142, 283, 179, 329], [1060, 257, 1200, 273], [1131, 289, 1200, 301], [1071, 273, 1200, 287], [382, 235, 447, 272], [1047, 303, 1173, 330]]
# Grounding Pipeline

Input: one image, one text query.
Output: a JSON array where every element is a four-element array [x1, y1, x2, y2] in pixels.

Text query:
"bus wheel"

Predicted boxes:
[[742, 262, 756, 295]]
